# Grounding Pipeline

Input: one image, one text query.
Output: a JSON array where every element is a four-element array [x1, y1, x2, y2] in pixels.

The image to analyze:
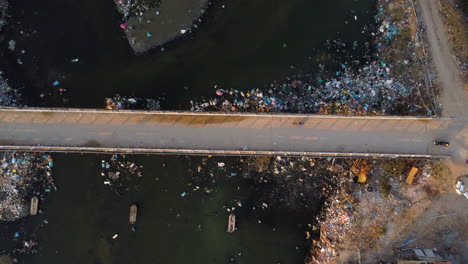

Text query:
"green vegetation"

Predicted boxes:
[[380, 176, 392, 198], [381, 160, 409, 179]]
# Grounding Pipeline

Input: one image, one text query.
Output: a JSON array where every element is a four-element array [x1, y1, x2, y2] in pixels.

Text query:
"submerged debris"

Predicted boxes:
[[100, 154, 143, 195]]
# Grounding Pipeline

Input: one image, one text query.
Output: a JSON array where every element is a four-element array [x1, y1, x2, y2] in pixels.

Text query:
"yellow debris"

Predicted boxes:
[[405, 167, 418, 185], [357, 172, 367, 183]]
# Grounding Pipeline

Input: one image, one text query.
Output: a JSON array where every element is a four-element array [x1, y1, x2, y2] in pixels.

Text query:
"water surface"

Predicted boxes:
[[20, 154, 311, 264], [1, 0, 373, 108]]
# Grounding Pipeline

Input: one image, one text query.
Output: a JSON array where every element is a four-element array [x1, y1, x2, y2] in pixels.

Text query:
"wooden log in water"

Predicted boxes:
[[129, 204, 137, 224], [30, 197, 39, 216], [227, 213, 236, 233]]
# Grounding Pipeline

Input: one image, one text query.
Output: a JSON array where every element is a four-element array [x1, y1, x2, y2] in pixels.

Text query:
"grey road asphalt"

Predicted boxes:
[[0, 109, 454, 157]]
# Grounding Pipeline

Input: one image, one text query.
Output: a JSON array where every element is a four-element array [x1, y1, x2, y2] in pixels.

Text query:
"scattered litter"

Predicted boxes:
[[8, 40, 15, 51], [455, 180, 465, 195], [429, 212, 457, 219], [398, 233, 416, 248], [99, 154, 143, 195]]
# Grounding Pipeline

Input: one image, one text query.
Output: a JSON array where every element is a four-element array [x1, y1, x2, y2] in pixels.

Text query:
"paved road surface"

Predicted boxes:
[[0, 109, 453, 157]]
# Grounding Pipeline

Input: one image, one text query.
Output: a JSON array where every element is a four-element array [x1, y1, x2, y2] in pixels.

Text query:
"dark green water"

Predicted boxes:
[[21, 154, 309, 264], [1, 0, 373, 108]]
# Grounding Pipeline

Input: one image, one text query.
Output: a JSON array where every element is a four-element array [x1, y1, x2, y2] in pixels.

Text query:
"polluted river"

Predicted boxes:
[[0, 0, 377, 263]]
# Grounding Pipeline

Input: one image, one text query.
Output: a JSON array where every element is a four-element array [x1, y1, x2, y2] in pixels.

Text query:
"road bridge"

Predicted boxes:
[[0, 108, 458, 158]]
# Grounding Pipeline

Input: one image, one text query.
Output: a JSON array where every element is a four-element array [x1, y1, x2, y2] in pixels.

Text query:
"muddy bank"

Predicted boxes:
[[117, 0, 209, 53]]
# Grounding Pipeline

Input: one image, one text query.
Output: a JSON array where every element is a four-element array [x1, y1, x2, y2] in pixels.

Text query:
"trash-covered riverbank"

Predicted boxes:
[[105, 94, 161, 110], [187, 156, 341, 211], [187, 0, 438, 116], [0, 153, 55, 221], [309, 159, 440, 263], [0, 74, 21, 107]]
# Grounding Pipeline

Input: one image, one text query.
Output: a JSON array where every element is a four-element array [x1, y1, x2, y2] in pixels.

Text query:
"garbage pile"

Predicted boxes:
[[105, 94, 160, 110], [0, 153, 56, 222], [0, 74, 21, 107], [100, 154, 143, 195], [310, 198, 353, 264], [309, 160, 435, 263], [455, 178, 468, 199], [190, 59, 412, 115], [184, 156, 347, 218], [114, 0, 160, 19], [241, 156, 345, 210], [373, 0, 438, 115]]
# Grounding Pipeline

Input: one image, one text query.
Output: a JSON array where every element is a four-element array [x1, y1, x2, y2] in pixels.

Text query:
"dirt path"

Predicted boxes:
[[418, 0, 467, 162]]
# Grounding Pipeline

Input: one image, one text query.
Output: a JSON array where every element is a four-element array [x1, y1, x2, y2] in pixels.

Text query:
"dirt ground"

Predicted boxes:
[[355, 160, 468, 263]]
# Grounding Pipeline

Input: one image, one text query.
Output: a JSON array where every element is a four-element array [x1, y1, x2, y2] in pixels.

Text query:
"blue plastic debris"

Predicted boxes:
[[180, 192, 187, 197], [146, 32, 153, 37], [52, 81, 60, 86], [14, 232, 19, 238], [71, 58, 79, 63]]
